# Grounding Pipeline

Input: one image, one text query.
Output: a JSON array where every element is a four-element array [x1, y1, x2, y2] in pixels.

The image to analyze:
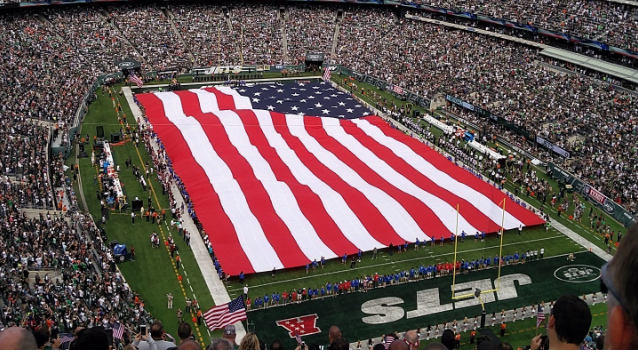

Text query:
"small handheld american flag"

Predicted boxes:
[[536, 304, 545, 328], [204, 296, 247, 331], [129, 74, 144, 88], [322, 66, 331, 82]]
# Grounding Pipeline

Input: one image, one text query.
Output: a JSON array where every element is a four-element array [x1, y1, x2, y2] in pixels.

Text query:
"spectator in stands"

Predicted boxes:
[[440, 329, 456, 350], [135, 321, 176, 350], [328, 337, 350, 350], [208, 338, 233, 350], [602, 224, 638, 349], [222, 325, 239, 349], [239, 332, 260, 350], [70, 326, 111, 350], [269, 339, 284, 350], [328, 326, 342, 345], [0, 327, 38, 350], [169, 322, 193, 349], [530, 295, 592, 350]]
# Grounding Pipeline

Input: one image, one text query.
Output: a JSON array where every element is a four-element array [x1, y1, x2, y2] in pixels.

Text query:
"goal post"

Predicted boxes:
[[451, 197, 507, 301]]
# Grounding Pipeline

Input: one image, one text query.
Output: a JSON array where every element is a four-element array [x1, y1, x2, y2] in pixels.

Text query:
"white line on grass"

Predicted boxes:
[[230, 234, 566, 291]]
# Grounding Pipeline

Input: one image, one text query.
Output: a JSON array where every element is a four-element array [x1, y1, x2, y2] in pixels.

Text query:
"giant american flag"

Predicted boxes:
[[137, 81, 543, 275]]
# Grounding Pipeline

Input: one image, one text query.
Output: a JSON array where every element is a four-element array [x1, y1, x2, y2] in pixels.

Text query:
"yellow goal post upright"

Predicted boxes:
[[451, 198, 507, 327]]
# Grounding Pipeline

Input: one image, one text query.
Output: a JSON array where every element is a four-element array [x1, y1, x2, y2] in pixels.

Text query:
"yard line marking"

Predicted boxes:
[[230, 236, 570, 291]]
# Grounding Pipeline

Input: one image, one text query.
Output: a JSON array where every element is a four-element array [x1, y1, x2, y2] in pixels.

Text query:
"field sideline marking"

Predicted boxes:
[[230, 234, 570, 292], [132, 141, 207, 348], [248, 250, 591, 315]]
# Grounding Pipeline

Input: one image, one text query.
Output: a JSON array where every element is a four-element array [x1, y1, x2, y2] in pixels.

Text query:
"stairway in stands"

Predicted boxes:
[[96, 8, 144, 67], [162, 6, 195, 66], [280, 7, 289, 65], [330, 9, 343, 62]]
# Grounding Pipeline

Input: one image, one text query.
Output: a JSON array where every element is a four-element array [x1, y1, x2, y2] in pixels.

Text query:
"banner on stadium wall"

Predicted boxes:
[[535, 135, 570, 158], [305, 53, 325, 62], [0, 2, 20, 8], [445, 95, 532, 140], [547, 162, 636, 228], [609, 46, 638, 60]]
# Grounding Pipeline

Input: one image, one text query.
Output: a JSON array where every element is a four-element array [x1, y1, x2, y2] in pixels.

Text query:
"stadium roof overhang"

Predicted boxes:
[[540, 47, 638, 85]]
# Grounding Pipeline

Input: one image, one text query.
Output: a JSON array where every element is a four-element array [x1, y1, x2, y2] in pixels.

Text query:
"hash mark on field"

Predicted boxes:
[[187, 278, 190, 284], [190, 285, 194, 292]]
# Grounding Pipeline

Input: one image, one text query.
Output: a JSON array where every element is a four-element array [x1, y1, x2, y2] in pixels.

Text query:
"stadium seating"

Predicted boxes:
[[0, 1, 636, 340]]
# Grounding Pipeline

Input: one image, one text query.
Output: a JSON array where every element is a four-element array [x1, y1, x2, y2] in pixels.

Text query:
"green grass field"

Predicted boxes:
[[76, 88, 218, 347], [71, 74, 617, 349]]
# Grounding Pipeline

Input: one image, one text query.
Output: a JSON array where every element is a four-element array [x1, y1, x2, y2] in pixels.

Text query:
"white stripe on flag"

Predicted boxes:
[[253, 110, 386, 249], [211, 109, 337, 260], [322, 117, 480, 235], [285, 114, 428, 241], [204, 309, 247, 330], [215, 86, 254, 109], [352, 118, 525, 229], [155, 92, 283, 271], [188, 90, 385, 253], [191, 89, 220, 111]]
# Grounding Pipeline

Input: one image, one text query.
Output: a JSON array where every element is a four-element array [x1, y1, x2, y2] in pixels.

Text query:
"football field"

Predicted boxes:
[[72, 76, 617, 348], [246, 252, 605, 348]]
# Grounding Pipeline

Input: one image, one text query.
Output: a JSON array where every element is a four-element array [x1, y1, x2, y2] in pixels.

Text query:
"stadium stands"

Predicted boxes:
[[0, 2, 635, 343], [407, 0, 638, 51]]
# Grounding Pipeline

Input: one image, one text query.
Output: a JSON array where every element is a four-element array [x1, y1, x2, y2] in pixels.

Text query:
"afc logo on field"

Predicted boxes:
[[276, 314, 321, 338], [554, 265, 601, 283]]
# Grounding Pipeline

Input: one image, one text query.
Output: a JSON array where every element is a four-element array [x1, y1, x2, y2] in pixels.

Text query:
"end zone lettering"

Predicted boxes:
[[276, 314, 321, 338], [361, 274, 531, 325]]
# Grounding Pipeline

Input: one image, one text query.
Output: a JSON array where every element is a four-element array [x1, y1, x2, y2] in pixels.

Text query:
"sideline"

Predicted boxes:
[[122, 87, 248, 341], [228, 233, 570, 292]]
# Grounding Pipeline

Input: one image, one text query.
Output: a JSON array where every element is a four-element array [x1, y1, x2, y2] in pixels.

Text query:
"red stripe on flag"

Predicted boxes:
[[235, 110, 359, 255], [136, 93, 254, 274], [340, 120, 504, 234], [366, 116, 544, 227], [178, 91, 309, 267], [203, 87, 238, 110], [268, 113, 406, 247], [303, 116, 445, 239]]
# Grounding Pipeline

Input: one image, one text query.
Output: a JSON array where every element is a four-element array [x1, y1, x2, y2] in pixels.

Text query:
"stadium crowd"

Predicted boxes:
[[406, 0, 638, 52], [286, 4, 337, 65], [336, 15, 638, 214], [0, 1, 638, 349]]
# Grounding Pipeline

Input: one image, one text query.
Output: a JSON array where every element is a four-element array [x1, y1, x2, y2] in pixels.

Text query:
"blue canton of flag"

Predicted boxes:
[[233, 81, 372, 119]]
